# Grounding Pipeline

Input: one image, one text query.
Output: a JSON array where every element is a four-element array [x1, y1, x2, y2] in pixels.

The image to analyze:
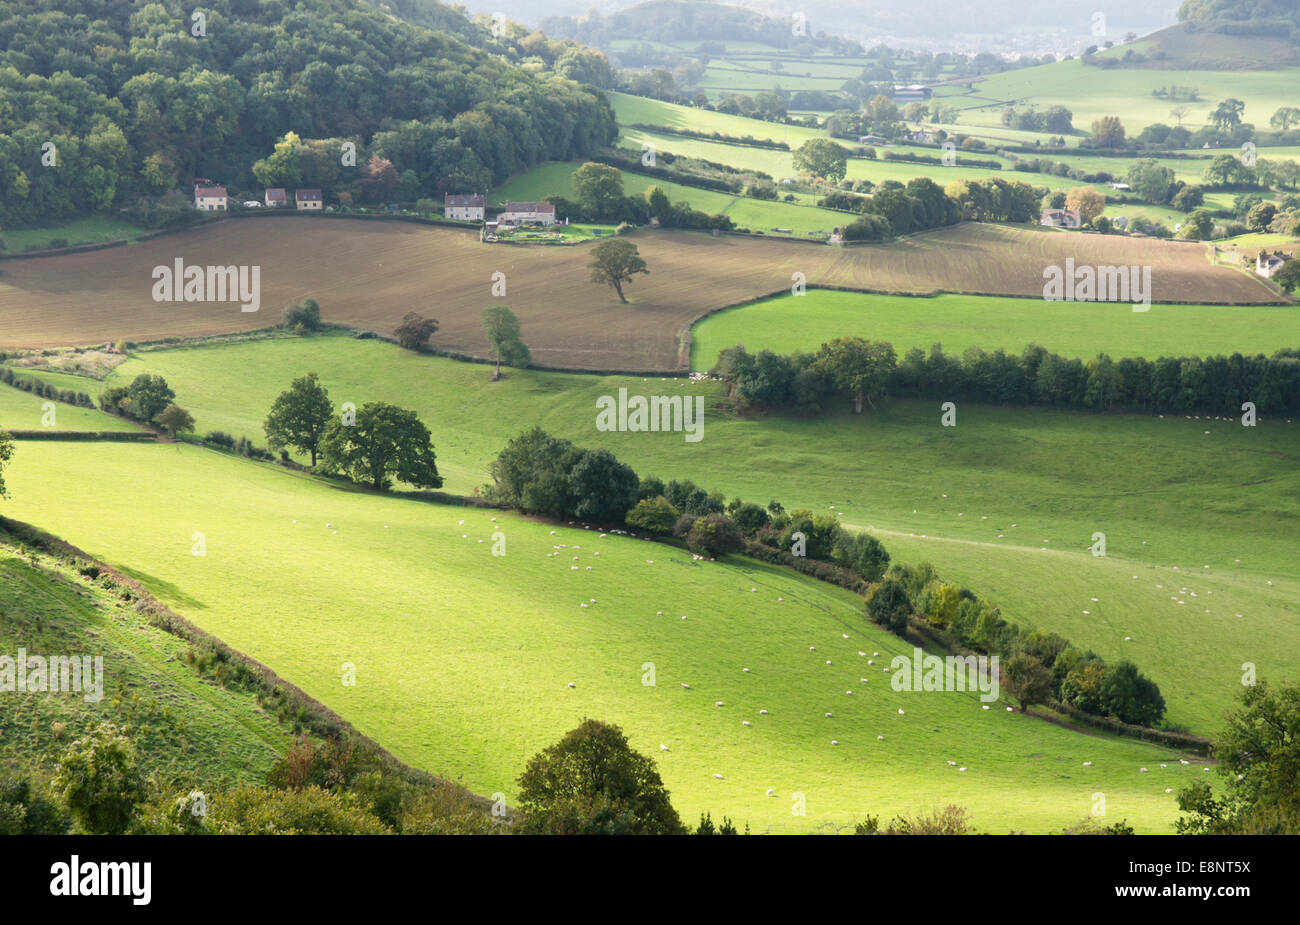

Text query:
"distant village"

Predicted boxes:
[[191, 184, 557, 232]]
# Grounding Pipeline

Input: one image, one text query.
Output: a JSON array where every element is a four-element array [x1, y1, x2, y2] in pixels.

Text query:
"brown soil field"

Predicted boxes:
[[0, 217, 1281, 371]]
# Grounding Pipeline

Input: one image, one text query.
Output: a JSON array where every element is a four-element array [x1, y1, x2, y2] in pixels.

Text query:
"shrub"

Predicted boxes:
[[625, 496, 680, 535], [685, 513, 744, 558]]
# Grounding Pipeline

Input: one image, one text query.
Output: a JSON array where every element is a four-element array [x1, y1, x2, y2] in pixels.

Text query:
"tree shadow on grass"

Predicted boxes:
[[113, 564, 209, 611]]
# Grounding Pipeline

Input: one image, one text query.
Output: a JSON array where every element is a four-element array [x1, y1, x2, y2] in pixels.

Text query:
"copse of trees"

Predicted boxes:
[[281, 297, 322, 333], [394, 312, 440, 351], [99, 374, 175, 423], [714, 340, 1300, 416]]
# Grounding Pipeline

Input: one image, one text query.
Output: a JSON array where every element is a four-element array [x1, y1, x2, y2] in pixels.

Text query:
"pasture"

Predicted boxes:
[[0, 535, 290, 784], [0, 439, 1202, 832], [94, 336, 1300, 733], [689, 290, 1300, 367], [0, 219, 1277, 371]]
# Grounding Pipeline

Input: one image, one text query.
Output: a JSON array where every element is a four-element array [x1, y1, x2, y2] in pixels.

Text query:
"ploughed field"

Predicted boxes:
[[0, 218, 1279, 371]]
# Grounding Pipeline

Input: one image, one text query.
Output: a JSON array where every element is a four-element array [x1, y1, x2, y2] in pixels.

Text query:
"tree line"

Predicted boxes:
[[486, 426, 1169, 730], [712, 338, 1300, 416]]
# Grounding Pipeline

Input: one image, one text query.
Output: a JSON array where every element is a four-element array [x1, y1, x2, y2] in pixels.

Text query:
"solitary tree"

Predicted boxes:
[[154, 404, 195, 438], [481, 305, 530, 380], [588, 238, 648, 303], [793, 138, 848, 183], [282, 297, 322, 332], [572, 162, 625, 219], [319, 401, 441, 491], [1090, 115, 1126, 148], [264, 372, 334, 465], [1065, 187, 1106, 225], [517, 719, 686, 835], [394, 312, 439, 351]]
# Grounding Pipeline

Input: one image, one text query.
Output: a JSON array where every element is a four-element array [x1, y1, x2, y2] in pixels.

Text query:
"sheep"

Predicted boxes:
[[877, 735, 884, 741], [765, 788, 776, 797], [858, 651, 867, 657], [1140, 767, 1149, 773], [948, 760, 956, 766], [759, 709, 769, 715], [567, 682, 575, 688], [846, 690, 853, 695], [825, 712, 833, 718], [958, 767, 967, 772], [841, 633, 849, 639], [742, 667, 750, 673], [1083, 761, 1093, 767], [681, 683, 691, 690], [659, 744, 669, 751], [809, 646, 817, 651], [712, 773, 723, 780], [715, 701, 724, 707], [873, 652, 879, 657], [831, 740, 839, 746], [742, 721, 751, 727], [898, 708, 905, 715]]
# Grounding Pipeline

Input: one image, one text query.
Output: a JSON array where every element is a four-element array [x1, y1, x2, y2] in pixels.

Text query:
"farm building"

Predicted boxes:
[[445, 193, 486, 221], [295, 189, 323, 211], [891, 85, 933, 102], [499, 201, 556, 226], [1040, 208, 1082, 229], [1256, 251, 1293, 279], [194, 185, 228, 211], [265, 188, 287, 207]]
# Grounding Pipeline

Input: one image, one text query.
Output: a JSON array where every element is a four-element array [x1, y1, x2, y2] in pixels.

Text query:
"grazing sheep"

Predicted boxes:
[[712, 773, 723, 780], [681, 683, 691, 690], [898, 708, 905, 715], [1083, 761, 1093, 767], [659, 744, 669, 751], [742, 721, 751, 727], [567, 682, 575, 688], [831, 740, 839, 746], [759, 709, 768, 715], [1140, 767, 1149, 773], [877, 735, 884, 741], [825, 712, 833, 718], [765, 788, 776, 797], [742, 667, 750, 673], [715, 701, 724, 707]]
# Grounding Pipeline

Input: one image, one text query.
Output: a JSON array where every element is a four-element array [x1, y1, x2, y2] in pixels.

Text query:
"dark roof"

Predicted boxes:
[[296, 189, 323, 201], [445, 193, 485, 207], [195, 185, 227, 198], [265, 188, 287, 199]]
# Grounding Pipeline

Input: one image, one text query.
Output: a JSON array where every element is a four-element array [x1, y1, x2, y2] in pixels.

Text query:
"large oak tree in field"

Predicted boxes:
[[588, 237, 648, 303], [264, 372, 334, 466], [319, 402, 441, 491]]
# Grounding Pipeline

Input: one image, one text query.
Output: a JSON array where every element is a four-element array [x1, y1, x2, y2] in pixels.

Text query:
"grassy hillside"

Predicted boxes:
[[77, 335, 1300, 733], [689, 290, 1300, 368], [0, 440, 1204, 832], [0, 531, 291, 786]]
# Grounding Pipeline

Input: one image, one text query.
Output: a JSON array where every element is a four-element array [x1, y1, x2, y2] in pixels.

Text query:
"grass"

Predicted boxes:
[[0, 534, 290, 786], [961, 59, 1300, 135], [493, 161, 848, 236], [1, 215, 150, 252], [0, 381, 140, 432], [0, 439, 1204, 832], [0, 220, 1276, 370], [96, 335, 1300, 733], [689, 290, 1300, 368]]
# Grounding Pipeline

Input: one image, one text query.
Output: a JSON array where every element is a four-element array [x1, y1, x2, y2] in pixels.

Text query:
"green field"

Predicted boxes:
[[689, 290, 1300, 368], [0, 439, 1204, 832], [962, 59, 1300, 135], [0, 381, 140, 432], [59, 335, 1300, 734], [1, 215, 150, 252], [0, 533, 290, 785], [493, 161, 848, 235]]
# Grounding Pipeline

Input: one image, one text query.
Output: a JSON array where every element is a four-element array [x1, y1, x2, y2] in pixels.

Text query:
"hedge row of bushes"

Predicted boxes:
[[0, 367, 93, 407]]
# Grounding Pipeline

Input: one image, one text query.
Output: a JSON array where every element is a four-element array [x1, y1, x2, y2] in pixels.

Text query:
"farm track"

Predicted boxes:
[[0, 218, 1280, 371]]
